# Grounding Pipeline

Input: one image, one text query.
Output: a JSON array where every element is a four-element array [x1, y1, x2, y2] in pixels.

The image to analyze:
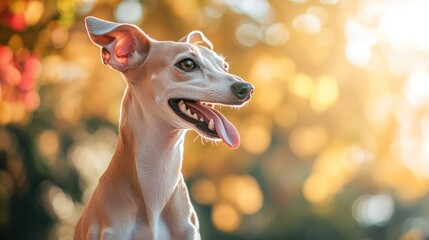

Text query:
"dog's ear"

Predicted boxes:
[[85, 16, 150, 72], [179, 31, 214, 50]]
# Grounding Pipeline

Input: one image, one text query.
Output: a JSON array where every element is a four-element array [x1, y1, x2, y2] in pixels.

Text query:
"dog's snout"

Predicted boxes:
[[231, 82, 254, 100]]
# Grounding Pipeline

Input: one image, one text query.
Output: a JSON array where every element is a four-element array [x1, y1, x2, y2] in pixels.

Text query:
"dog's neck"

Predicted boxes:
[[114, 87, 187, 221]]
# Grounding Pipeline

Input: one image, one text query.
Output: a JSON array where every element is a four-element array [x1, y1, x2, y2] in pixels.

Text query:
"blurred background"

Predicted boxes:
[[1, 0, 429, 239]]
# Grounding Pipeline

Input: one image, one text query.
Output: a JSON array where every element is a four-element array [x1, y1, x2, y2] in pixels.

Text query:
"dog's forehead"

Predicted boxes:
[[154, 41, 223, 63], [189, 45, 222, 62]]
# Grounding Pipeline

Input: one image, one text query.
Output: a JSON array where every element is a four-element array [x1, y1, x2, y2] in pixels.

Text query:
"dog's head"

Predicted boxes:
[[85, 16, 254, 148]]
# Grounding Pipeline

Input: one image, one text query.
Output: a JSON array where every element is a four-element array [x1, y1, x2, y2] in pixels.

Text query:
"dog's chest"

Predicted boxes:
[[130, 215, 170, 240]]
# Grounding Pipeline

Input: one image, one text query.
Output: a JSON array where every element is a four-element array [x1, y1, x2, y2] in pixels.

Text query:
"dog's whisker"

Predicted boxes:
[[202, 137, 208, 145], [199, 135, 206, 146], [193, 135, 200, 144]]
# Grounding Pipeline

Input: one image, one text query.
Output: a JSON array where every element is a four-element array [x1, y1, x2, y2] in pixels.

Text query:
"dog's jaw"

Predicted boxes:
[[168, 98, 245, 148]]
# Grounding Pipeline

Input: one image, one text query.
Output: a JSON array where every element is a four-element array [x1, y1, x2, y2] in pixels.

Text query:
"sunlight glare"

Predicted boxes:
[[223, 0, 272, 23], [344, 17, 376, 67], [379, 0, 429, 52], [404, 67, 429, 107]]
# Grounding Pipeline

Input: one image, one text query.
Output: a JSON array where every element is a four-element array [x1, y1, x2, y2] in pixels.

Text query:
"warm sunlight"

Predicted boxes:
[[2, 0, 429, 239]]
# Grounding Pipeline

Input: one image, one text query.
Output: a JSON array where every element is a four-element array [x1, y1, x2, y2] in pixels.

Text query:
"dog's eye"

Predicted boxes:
[[177, 59, 199, 72]]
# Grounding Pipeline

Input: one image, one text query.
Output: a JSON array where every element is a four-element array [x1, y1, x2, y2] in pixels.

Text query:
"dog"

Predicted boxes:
[[74, 16, 254, 240]]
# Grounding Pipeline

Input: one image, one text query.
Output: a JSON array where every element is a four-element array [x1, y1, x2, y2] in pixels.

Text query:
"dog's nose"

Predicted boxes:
[[231, 82, 254, 100]]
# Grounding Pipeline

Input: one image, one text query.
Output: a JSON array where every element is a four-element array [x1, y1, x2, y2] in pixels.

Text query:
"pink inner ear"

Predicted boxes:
[[88, 22, 149, 71], [115, 36, 135, 63]]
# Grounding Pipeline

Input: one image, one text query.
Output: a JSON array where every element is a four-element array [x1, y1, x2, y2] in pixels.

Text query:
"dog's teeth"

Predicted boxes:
[[192, 113, 198, 120], [179, 100, 184, 106], [199, 118, 204, 122], [208, 119, 215, 130], [186, 109, 192, 116], [179, 102, 187, 113]]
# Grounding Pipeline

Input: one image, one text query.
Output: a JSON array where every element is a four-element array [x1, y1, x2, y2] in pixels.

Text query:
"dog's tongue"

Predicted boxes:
[[187, 102, 240, 148]]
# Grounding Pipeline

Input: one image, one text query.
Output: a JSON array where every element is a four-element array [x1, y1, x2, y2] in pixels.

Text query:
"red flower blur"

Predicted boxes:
[[0, 45, 40, 113], [0, 11, 26, 31]]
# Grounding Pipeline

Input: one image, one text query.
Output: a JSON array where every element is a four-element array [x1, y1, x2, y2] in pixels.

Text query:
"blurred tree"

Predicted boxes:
[[0, 1, 82, 239]]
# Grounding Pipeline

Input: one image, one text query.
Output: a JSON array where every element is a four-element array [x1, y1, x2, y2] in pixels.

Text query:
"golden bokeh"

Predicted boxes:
[[38, 130, 60, 158], [310, 75, 339, 112], [24, 1, 44, 26], [289, 73, 315, 99], [273, 103, 297, 129], [191, 178, 218, 205], [211, 202, 241, 232], [3, 0, 429, 239], [242, 124, 271, 155], [289, 125, 328, 158], [219, 175, 263, 215]]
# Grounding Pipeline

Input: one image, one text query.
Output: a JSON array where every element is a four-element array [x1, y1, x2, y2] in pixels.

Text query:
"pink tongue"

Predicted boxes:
[[187, 102, 240, 148]]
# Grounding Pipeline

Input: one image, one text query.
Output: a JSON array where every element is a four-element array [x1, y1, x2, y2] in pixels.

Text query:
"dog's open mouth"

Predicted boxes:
[[168, 99, 240, 148]]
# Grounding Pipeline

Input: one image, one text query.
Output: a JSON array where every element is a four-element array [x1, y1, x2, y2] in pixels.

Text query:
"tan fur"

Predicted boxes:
[[74, 17, 253, 240]]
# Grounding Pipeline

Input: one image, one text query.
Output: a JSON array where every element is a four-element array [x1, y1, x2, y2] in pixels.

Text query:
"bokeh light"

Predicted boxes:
[[264, 23, 290, 46], [2, 0, 429, 239], [191, 178, 218, 205], [212, 202, 241, 232], [115, 0, 144, 24], [48, 185, 75, 220], [352, 194, 395, 227], [235, 23, 260, 47], [38, 130, 60, 158], [24, 0, 44, 26], [219, 175, 263, 215], [293, 11, 321, 34]]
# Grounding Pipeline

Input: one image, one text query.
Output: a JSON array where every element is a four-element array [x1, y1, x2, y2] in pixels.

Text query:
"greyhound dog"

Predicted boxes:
[[74, 16, 254, 240]]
